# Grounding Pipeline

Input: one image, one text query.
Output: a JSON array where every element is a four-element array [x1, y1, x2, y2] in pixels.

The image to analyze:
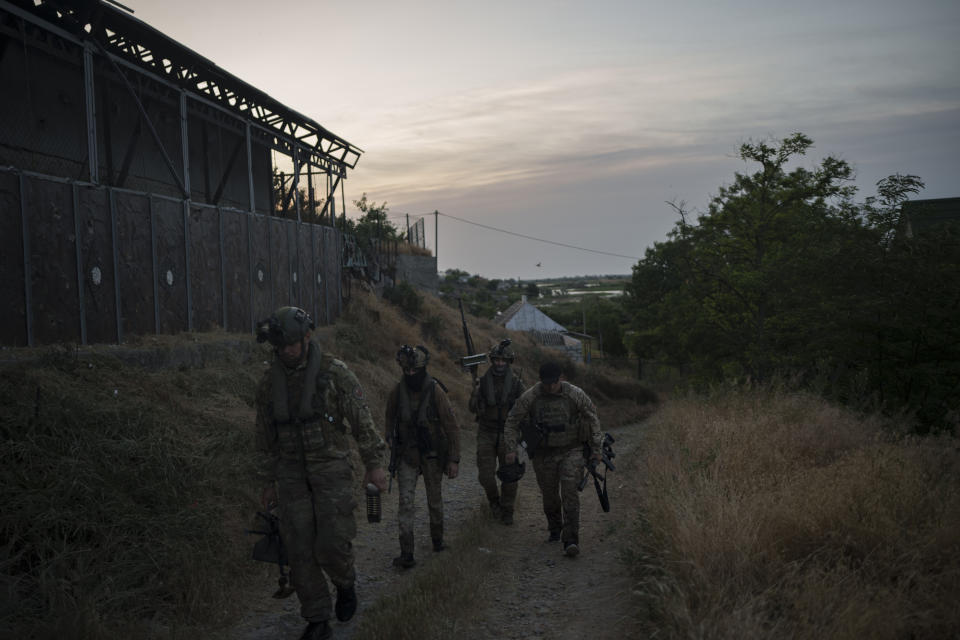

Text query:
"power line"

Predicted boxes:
[[435, 211, 640, 260]]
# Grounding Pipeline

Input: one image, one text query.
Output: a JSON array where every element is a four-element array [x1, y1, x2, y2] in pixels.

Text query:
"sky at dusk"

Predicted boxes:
[[133, 0, 959, 280]]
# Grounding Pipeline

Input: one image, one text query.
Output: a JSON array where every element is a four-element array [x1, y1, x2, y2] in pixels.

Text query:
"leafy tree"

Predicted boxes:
[[627, 133, 858, 380], [348, 193, 400, 246], [626, 133, 958, 429]]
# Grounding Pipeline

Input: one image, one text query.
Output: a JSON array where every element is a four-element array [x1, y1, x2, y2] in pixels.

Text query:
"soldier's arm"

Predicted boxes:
[[434, 386, 461, 463], [502, 389, 533, 452], [331, 360, 387, 471]]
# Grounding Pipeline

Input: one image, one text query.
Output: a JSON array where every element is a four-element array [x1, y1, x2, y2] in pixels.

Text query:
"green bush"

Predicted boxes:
[[384, 281, 423, 316]]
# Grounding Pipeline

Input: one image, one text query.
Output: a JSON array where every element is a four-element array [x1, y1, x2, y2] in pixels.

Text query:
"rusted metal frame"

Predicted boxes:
[[309, 222, 317, 324], [108, 188, 123, 342], [97, 41, 187, 197], [149, 194, 159, 334], [72, 183, 87, 344], [183, 200, 193, 332], [320, 172, 342, 221], [267, 212, 275, 310], [218, 205, 226, 328], [180, 91, 190, 196], [292, 147, 302, 224], [292, 148, 302, 305], [245, 122, 255, 212], [209, 124, 245, 206], [82, 43, 99, 184], [19, 173, 34, 346], [323, 226, 330, 325], [246, 207, 254, 333], [180, 88, 194, 331], [90, 21, 362, 169], [0, 14, 80, 69], [114, 112, 143, 189]]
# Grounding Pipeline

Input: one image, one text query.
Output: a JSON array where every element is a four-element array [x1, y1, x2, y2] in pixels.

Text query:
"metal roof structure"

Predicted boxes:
[[1, 0, 362, 180]]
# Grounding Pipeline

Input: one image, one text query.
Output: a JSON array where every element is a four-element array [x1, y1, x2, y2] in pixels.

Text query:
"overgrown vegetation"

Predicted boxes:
[[0, 288, 654, 638], [628, 387, 960, 639], [0, 343, 263, 639], [625, 133, 959, 430]]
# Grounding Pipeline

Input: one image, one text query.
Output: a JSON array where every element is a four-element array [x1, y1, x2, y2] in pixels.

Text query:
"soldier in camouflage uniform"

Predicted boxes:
[[255, 307, 387, 640], [385, 345, 461, 568], [504, 361, 602, 558], [468, 339, 525, 524]]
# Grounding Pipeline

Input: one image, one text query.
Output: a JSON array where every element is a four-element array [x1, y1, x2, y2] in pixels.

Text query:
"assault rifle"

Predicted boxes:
[[457, 298, 486, 381], [247, 511, 296, 598], [578, 433, 616, 512]]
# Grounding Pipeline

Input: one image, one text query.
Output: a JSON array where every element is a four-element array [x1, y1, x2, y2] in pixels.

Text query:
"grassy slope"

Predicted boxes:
[[0, 287, 654, 639]]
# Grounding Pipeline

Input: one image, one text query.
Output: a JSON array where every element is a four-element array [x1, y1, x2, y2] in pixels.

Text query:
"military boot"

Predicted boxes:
[[488, 497, 502, 519], [299, 620, 332, 640], [430, 523, 445, 551], [393, 533, 416, 568], [335, 585, 357, 622]]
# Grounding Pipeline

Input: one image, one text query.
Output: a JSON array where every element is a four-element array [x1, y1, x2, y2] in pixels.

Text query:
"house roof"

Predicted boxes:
[[902, 197, 960, 237], [495, 297, 566, 332]]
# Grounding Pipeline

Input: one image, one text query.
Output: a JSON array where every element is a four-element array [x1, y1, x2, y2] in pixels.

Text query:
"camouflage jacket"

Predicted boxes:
[[255, 342, 386, 481], [468, 366, 525, 431], [502, 381, 602, 455]]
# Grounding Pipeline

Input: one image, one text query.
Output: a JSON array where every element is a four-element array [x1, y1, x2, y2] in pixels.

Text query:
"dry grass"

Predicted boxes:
[[0, 347, 266, 639], [628, 388, 960, 639], [0, 286, 656, 639]]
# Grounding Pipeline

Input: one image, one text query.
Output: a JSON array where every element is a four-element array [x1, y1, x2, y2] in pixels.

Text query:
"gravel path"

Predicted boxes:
[[221, 422, 642, 640]]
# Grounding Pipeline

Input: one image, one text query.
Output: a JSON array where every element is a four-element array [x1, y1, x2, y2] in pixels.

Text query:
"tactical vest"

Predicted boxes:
[[270, 343, 337, 458], [397, 379, 440, 453], [532, 390, 578, 450], [477, 368, 519, 426]]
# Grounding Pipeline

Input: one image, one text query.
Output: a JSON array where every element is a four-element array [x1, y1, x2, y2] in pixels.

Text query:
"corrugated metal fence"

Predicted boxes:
[[1, 167, 344, 347]]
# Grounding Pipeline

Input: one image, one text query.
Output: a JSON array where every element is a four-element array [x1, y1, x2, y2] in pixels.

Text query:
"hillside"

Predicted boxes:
[[2, 283, 957, 639]]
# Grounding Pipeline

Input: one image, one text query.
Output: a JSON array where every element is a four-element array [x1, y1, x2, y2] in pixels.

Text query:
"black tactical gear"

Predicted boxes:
[[496, 459, 526, 483], [257, 306, 315, 347]]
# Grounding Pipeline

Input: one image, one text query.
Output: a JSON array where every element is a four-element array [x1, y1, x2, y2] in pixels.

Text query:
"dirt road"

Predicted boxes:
[[222, 422, 642, 640]]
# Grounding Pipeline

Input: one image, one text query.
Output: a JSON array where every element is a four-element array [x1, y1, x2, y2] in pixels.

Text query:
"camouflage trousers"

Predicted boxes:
[[476, 427, 517, 514], [396, 456, 445, 554], [531, 446, 586, 545], [277, 458, 357, 623]]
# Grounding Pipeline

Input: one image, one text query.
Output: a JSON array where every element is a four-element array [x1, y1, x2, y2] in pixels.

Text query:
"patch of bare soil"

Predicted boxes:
[[218, 423, 642, 640]]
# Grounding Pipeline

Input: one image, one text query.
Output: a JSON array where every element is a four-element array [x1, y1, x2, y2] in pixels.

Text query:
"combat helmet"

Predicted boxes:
[[488, 339, 516, 363], [396, 344, 430, 370], [256, 306, 315, 347]]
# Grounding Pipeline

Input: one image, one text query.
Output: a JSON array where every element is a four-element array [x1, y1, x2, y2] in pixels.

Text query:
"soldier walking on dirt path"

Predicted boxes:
[[468, 339, 525, 525], [254, 306, 388, 640], [503, 361, 602, 558], [385, 344, 461, 569]]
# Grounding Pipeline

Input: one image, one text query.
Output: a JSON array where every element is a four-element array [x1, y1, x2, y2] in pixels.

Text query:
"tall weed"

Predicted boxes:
[[629, 388, 960, 639]]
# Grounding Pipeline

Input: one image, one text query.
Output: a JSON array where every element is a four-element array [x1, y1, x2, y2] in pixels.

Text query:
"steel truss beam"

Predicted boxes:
[[1, 0, 360, 178]]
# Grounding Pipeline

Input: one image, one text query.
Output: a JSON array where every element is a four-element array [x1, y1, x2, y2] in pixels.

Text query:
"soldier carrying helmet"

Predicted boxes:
[[254, 306, 387, 640]]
